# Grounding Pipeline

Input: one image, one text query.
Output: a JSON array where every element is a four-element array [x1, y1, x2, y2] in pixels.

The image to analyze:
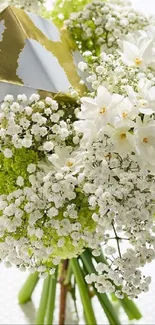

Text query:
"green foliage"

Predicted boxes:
[[44, 0, 93, 27]]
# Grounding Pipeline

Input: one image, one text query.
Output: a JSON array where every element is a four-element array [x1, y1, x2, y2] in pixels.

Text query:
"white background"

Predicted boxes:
[[0, 0, 155, 324]]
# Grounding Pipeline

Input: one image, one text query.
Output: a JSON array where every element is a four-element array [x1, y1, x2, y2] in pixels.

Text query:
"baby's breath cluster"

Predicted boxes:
[[67, 0, 151, 55], [72, 16, 155, 298], [78, 29, 155, 97], [81, 134, 155, 299], [0, 93, 96, 276], [74, 79, 155, 298]]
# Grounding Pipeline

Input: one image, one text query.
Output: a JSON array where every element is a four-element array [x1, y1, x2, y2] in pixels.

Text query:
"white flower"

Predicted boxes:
[[134, 120, 155, 168], [10, 102, 21, 113], [118, 37, 155, 68], [109, 126, 134, 156], [58, 13, 64, 20], [25, 106, 32, 116], [48, 146, 83, 173], [50, 100, 58, 111], [49, 268, 56, 275], [43, 141, 54, 152], [22, 135, 32, 148], [19, 117, 30, 129], [3, 148, 13, 158], [16, 176, 24, 187], [29, 93, 40, 103], [78, 61, 88, 72], [27, 164, 36, 174], [137, 80, 155, 115], [111, 97, 137, 126], [17, 94, 27, 103], [77, 86, 123, 134], [4, 95, 14, 103], [32, 113, 47, 125]]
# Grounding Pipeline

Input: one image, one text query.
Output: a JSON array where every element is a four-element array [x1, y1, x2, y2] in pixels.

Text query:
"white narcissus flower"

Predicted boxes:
[[48, 146, 83, 174], [113, 128, 134, 156], [127, 80, 155, 115], [77, 86, 123, 132], [134, 120, 155, 168], [105, 125, 134, 156], [137, 79, 155, 115], [111, 97, 137, 126], [118, 37, 155, 68]]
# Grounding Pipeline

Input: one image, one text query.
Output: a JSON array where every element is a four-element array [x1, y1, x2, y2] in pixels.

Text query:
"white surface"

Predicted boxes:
[[0, 0, 155, 324], [0, 261, 155, 324]]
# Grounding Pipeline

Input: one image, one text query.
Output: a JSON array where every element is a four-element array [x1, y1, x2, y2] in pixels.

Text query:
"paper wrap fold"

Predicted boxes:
[[0, 6, 86, 101]]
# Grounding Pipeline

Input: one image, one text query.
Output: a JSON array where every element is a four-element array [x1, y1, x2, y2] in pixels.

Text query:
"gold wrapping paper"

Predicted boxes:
[[0, 5, 86, 100]]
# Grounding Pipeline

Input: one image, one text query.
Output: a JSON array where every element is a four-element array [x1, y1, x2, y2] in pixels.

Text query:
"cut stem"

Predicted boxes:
[[81, 250, 121, 325], [71, 258, 97, 325], [18, 272, 39, 304], [45, 268, 58, 325], [121, 297, 142, 320], [36, 276, 50, 325], [59, 260, 69, 325]]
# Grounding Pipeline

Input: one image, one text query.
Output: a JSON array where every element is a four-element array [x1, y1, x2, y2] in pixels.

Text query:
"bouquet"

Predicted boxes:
[[0, 0, 155, 324]]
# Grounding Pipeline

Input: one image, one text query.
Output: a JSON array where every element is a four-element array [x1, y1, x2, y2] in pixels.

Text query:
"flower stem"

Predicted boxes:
[[70, 258, 97, 325], [36, 276, 50, 325], [64, 262, 72, 286], [59, 260, 69, 325], [81, 250, 121, 325], [44, 269, 58, 325], [18, 272, 39, 304], [121, 297, 142, 320]]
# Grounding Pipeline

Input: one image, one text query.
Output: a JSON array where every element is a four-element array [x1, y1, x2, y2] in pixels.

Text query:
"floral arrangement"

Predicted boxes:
[[0, 0, 155, 324]]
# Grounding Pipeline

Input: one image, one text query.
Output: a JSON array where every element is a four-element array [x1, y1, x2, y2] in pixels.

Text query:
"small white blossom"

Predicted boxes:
[[4, 95, 14, 102], [78, 61, 88, 72], [43, 141, 54, 152], [16, 177, 24, 187], [3, 148, 13, 158], [27, 164, 36, 174]]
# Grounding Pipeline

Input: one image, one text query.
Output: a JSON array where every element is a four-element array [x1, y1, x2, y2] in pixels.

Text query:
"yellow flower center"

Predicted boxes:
[[143, 137, 148, 143], [120, 133, 127, 140], [100, 107, 106, 114], [122, 112, 128, 118], [67, 161, 74, 167], [135, 57, 142, 65]]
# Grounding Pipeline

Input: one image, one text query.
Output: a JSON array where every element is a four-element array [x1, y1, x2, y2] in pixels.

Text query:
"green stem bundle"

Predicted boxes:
[[18, 250, 142, 325]]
